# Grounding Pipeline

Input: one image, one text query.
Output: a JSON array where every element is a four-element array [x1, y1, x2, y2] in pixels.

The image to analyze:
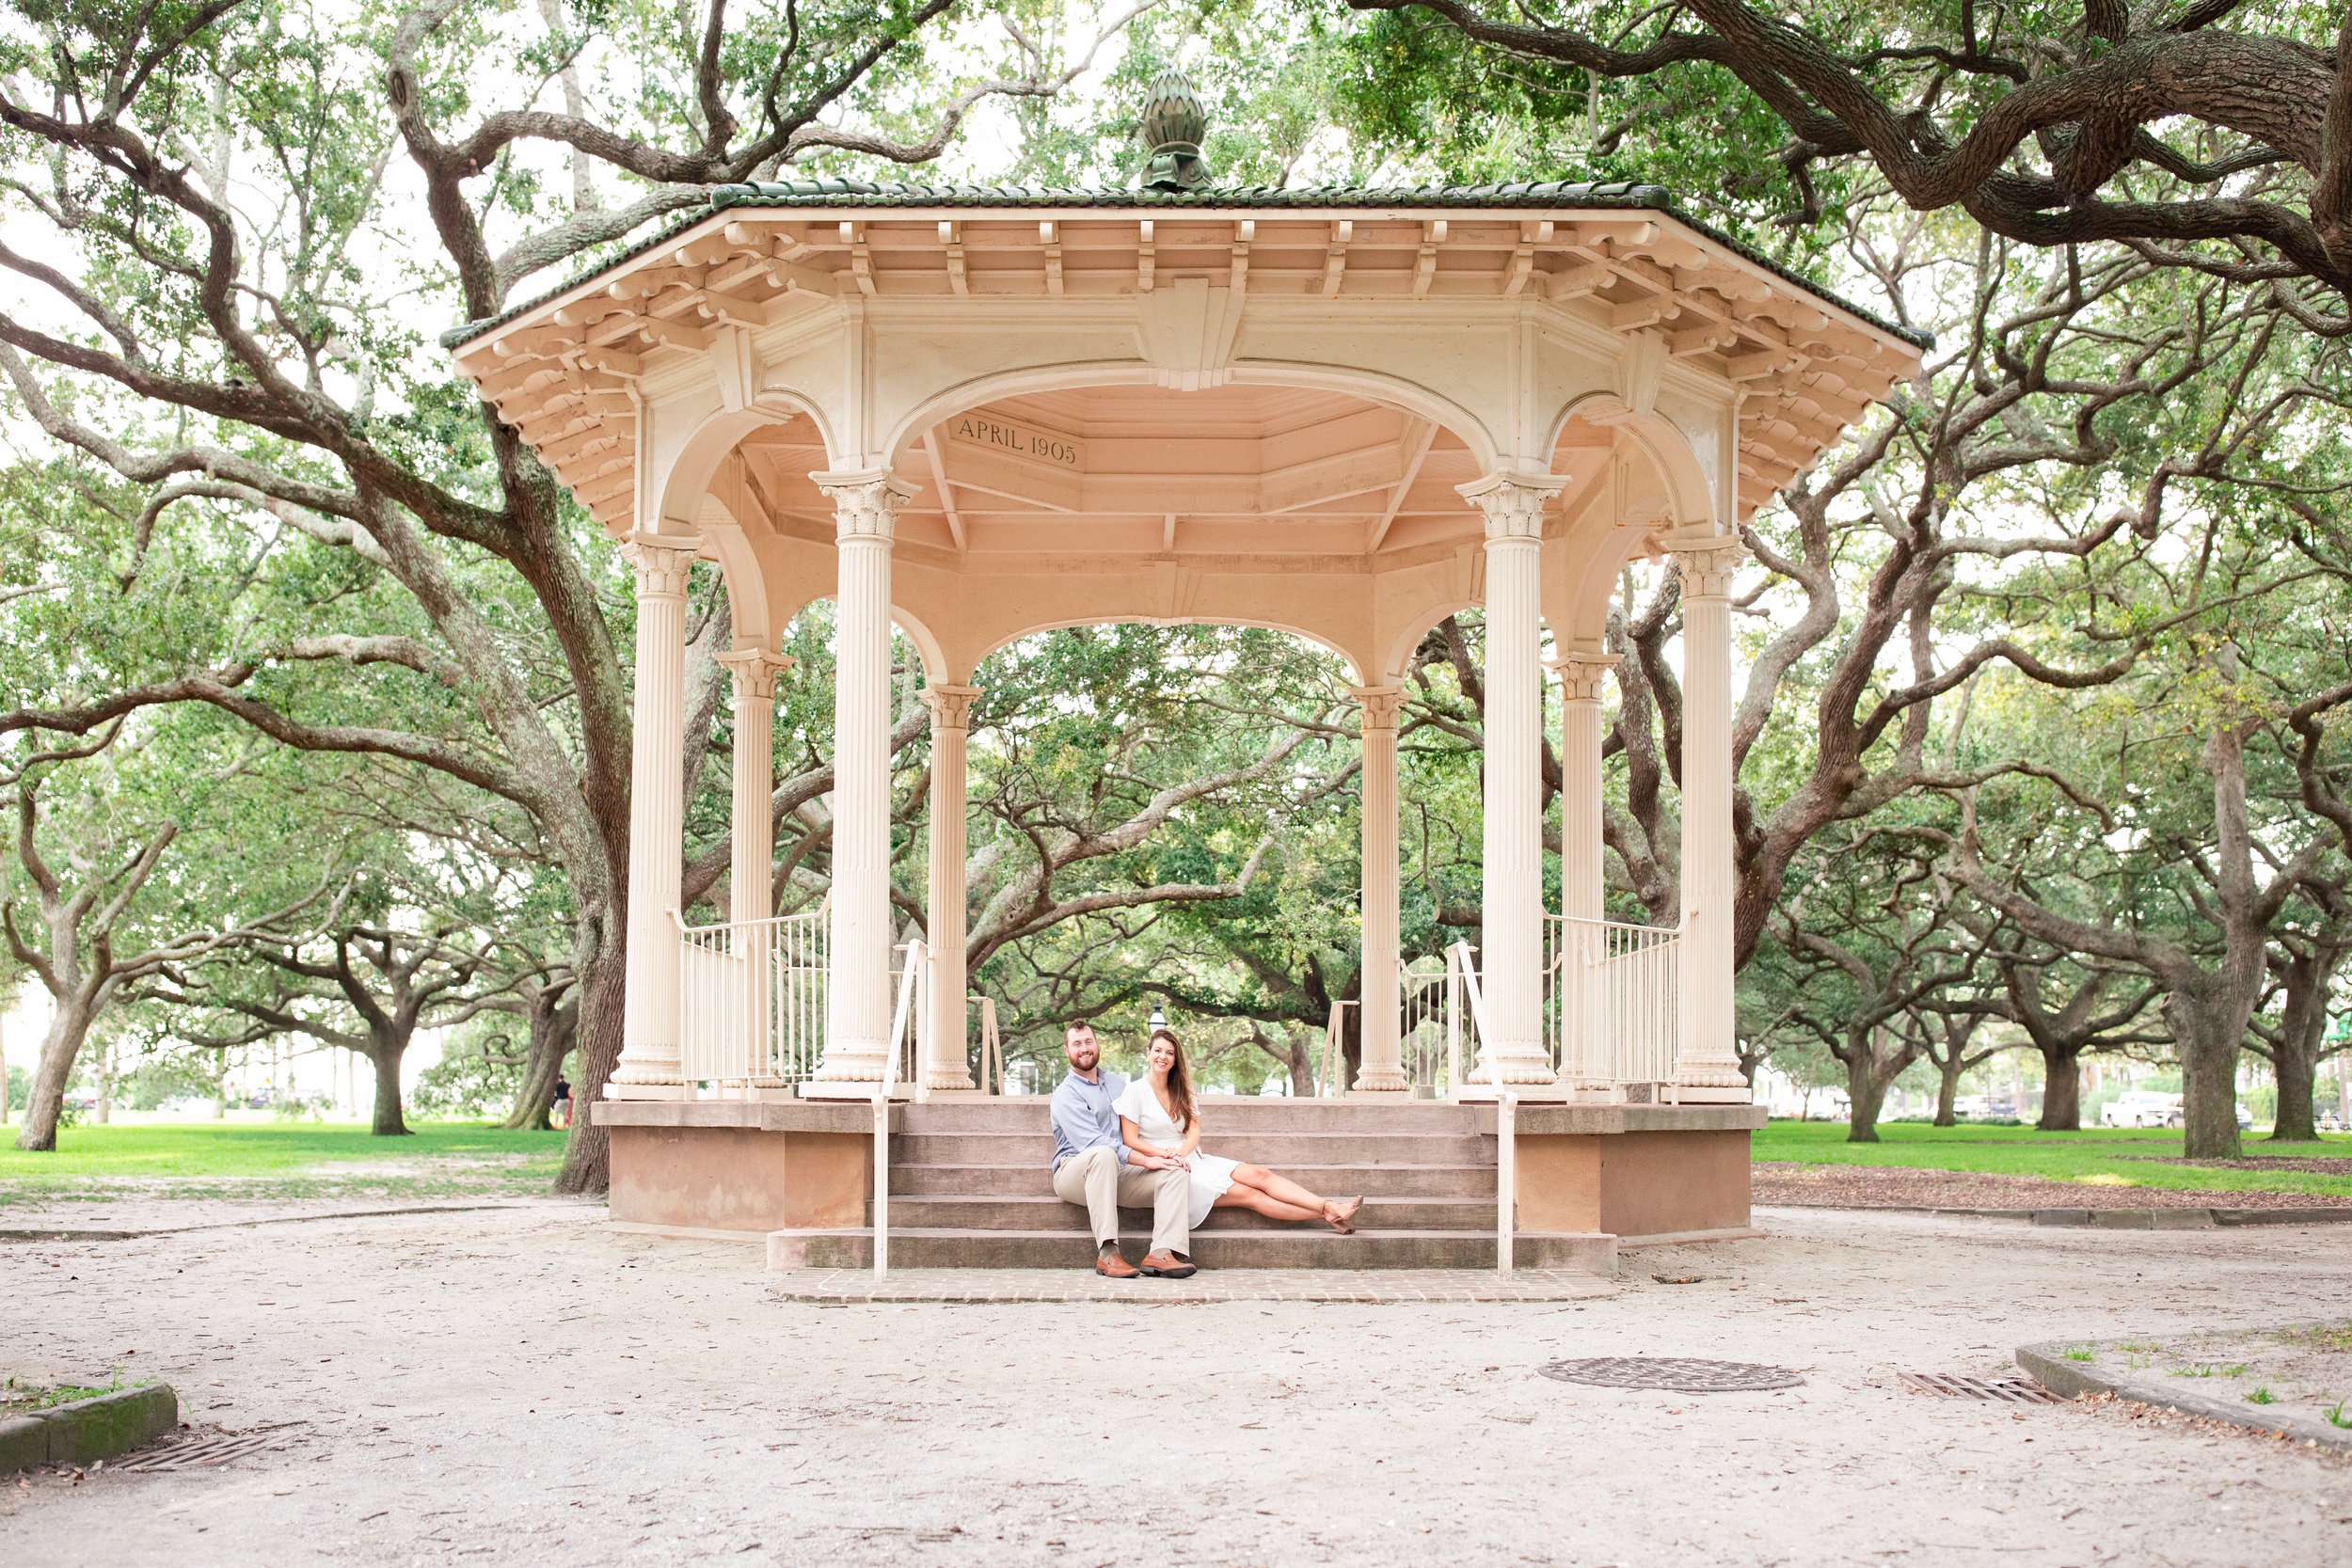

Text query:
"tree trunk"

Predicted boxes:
[[369, 1045, 413, 1137], [2166, 990, 2244, 1160], [553, 912, 621, 1192], [1843, 1039, 1896, 1144], [1843, 1054, 1887, 1143], [2271, 1011, 2320, 1144], [14, 995, 99, 1152], [1933, 1050, 1963, 1126], [2037, 1046, 2083, 1132], [501, 990, 577, 1132]]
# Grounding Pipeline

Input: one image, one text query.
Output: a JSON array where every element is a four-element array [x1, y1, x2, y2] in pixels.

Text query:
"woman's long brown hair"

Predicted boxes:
[[1149, 1027, 1196, 1132]]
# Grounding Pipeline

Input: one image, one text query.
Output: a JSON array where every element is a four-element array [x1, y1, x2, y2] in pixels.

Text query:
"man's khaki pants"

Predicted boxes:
[[1051, 1147, 1190, 1257]]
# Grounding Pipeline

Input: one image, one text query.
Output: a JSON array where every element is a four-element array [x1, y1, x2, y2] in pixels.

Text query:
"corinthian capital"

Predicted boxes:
[[1348, 685, 1405, 731], [715, 647, 795, 701], [621, 530, 705, 599], [1548, 652, 1620, 705], [1659, 525, 1750, 599], [811, 467, 920, 543], [921, 683, 983, 731], [1456, 471, 1568, 541]]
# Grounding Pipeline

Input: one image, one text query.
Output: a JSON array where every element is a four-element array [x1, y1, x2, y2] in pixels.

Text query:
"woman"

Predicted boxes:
[[1115, 1028, 1364, 1233]]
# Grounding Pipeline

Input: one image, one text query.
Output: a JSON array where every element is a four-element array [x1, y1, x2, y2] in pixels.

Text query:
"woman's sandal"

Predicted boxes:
[[1327, 1196, 1364, 1235]]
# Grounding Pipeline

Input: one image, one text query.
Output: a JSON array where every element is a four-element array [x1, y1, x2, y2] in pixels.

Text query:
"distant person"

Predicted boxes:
[[550, 1077, 572, 1129], [1118, 1028, 1361, 1233], [1048, 1021, 1194, 1278]]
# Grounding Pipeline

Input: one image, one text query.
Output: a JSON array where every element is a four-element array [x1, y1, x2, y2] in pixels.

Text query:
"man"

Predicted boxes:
[[1049, 1021, 1196, 1278]]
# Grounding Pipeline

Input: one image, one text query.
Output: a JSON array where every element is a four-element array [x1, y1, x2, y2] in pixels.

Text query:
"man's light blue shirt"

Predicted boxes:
[[1049, 1068, 1130, 1172]]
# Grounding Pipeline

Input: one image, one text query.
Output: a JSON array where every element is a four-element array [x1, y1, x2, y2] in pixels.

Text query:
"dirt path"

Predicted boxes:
[[4, 1199, 2348, 1566]]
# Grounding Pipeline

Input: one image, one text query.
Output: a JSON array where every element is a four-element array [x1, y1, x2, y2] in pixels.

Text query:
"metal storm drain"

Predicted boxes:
[[1900, 1372, 2066, 1405], [1537, 1356, 1804, 1392], [109, 1428, 306, 1471]]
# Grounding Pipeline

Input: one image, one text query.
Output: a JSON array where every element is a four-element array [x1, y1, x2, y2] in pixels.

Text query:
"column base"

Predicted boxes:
[[1344, 1085, 1413, 1098], [922, 1071, 978, 1093], [603, 1082, 690, 1101], [797, 1081, 916, 1101], [1667, 1083, 1754, 1105], [809, 1044, 891, 1083], [1454, 1082, 1570, 1102]]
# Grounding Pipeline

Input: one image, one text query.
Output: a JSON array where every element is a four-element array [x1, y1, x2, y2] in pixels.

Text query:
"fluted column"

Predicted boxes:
[[612, 531, 704, 1090], [1458, 472, 1567, 1086], [717, 646, 793, 1086], [1349, 685, 1408, 1094], [1662, 526, 1750, 1101], [922, 684, 982, 1091], [812, 469, 918, 1083], [1550, 652, 1618, 1095]]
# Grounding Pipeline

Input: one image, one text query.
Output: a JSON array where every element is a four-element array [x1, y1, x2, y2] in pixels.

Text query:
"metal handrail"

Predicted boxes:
[[1449, 939, 1514, 1276], [872, 938, 926, 1277], [972, 995, 1004, 1094]]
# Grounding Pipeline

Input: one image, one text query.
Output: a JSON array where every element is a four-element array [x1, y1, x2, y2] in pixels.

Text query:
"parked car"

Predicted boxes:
[[2102, 1090, 2183, 1129]]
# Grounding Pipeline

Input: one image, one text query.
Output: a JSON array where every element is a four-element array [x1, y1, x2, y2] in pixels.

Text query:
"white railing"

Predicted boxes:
[[676, 900, 830, 1092], [1317, 999, 1355, 1097], [1399, 955, 1466, 1101], [1549, 914, 1683, 1091], [1448, 939, 1515, 1276], [871, 938, 925, 1277], [972, 995, 1005, 1095]]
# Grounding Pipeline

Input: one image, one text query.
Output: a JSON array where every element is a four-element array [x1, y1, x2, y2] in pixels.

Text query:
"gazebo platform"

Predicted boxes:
[[594, 1097, 1763, 1275]]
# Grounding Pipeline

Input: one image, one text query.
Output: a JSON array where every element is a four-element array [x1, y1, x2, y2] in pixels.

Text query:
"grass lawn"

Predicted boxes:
[[1756, 1119, 2352, 1198], [0, 1121, 569, 1208]]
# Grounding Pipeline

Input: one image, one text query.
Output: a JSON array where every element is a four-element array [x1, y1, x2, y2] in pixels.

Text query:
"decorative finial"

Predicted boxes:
[[1137, 70, 1210, 194]]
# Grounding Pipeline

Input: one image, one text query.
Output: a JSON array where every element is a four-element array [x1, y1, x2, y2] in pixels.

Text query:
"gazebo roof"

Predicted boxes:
[[445, 167, 1928, 546], [446, 178, 1923, 351]]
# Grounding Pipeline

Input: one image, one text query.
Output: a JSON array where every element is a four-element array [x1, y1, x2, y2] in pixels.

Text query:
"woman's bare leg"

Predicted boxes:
[[1230, 1163, 1328, 1212], [1213, 1187, 1326, 1223]]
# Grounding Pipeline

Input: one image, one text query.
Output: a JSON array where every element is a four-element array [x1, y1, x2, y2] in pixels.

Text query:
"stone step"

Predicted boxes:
[[900, 1100, 1482, 1134], [891, 1162, 1499, 1198], [894, 1131, 1495, 1167], [882, 1195, 1499, 1233], [770, 1227, 1614, 1274]]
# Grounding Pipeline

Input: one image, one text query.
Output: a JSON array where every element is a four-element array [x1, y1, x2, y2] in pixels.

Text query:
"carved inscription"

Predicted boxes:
[[948, 414, 1085, 471]]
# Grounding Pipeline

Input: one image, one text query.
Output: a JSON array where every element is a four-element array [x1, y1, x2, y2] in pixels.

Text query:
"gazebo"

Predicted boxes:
[[450, 77, 1921, 1266]]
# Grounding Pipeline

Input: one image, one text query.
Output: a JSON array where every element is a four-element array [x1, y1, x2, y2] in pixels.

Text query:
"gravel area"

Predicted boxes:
[[1754, 1162, 2352, 1211], [4, 1198, 2350, 1567]]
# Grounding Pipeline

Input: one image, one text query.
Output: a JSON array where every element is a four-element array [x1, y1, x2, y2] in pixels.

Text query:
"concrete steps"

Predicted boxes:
[[894, 1131, 1496, 1165], [769, 1227, 1614, 1273], [884, 1195, 1499, 1232], [891, 1162, 1498, 1198], [759, 1096, 1613, 1276]]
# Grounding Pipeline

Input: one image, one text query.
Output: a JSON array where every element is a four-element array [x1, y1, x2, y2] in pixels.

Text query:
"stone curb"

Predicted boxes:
[[2016, 1339, 2352, 1451], [1760, 1202, 2352, 1227], [767, 1266, 1616, 1304], [0, 1384, 178, 1472], [0, 1200, 576, 1243]]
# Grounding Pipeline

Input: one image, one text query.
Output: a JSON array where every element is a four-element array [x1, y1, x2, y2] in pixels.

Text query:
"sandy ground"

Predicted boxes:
[[4, 1199, 2350, 1567]]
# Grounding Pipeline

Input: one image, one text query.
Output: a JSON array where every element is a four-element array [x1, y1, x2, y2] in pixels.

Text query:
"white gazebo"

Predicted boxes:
[[453, 79, 1920, 1260]]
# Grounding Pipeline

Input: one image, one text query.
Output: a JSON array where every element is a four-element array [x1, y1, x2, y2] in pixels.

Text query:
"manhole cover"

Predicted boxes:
[[1900, 1372, 2066, 1405], [109, 1429, 305, 1471], [1536, 1356, 1804, 1392]]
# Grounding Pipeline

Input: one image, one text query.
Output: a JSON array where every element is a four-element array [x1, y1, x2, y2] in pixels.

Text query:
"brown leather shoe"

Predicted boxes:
[[1094, 1248, 1140, 1278], [1138, 1250, 1198, 1278]]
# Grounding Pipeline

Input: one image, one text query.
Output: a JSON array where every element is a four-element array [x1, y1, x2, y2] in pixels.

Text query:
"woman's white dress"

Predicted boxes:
[[1113, 1078, 1240, 1227]]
